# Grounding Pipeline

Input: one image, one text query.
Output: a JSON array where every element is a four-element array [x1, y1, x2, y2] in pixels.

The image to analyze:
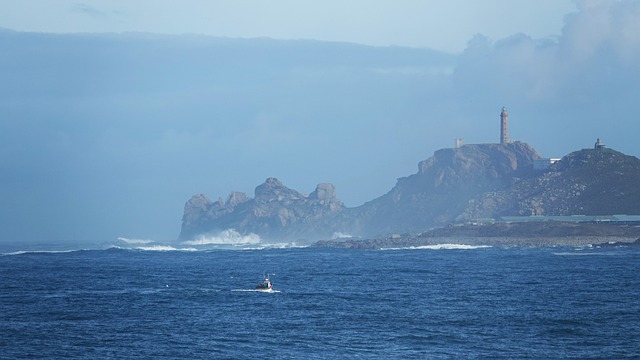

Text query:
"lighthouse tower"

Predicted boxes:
[[500, 107, 509, 144]]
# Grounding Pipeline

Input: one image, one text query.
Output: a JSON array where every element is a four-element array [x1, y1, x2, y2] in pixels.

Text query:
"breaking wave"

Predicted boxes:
[[135, 245, 198, 252], [2, 231, 304, 255], [117, 237, 154, 244], [116, 237, 195, 251], [183, 229, 261, 246], [552, 251, 624, 256], [1, 249, 86, 256]]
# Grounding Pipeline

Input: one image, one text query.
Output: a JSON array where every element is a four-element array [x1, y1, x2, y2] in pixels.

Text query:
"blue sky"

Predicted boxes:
[[0, 0, 576, 53], [1, 0, 639, 246]]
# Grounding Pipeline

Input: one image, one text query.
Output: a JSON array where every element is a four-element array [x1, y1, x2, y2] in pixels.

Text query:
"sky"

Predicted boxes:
[[0, 0, 576, 53], [1, 0, 639, 248]]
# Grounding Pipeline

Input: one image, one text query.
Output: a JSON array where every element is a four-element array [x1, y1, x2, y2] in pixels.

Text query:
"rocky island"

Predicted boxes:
[[180, 178, 344, 241], [179, 139, 640, 248]]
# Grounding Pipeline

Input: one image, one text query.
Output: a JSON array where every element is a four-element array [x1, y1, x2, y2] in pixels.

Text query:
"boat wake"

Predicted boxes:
[[231, 289, 281, 293]]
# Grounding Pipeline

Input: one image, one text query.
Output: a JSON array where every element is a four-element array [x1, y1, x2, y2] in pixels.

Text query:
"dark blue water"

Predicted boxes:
[[1, 246, 639, 359]]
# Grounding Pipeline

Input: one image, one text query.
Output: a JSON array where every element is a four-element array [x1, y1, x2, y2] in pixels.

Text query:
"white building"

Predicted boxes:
[[533, 158, 561, 170]]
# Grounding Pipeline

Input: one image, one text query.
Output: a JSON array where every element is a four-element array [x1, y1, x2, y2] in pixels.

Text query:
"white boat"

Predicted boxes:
[[255, 274, 273, 291]]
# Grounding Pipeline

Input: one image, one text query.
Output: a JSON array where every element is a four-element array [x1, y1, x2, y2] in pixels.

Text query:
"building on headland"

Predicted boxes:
[[455, 138, 463, 149], [500, 107, 509, 144], [533, 158, 561, 170], [595, 138, 606, 149]]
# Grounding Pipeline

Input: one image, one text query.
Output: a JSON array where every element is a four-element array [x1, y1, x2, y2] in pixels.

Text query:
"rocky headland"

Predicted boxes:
[[179, 142, 640, 247]]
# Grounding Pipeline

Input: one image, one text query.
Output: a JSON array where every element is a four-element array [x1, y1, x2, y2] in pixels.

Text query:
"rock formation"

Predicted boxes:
[[179, 142, 640, 243], [179, 178, 344, 241]]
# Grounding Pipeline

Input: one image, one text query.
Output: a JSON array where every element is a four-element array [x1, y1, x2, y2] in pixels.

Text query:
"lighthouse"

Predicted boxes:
[[500, 107, 509, 144]]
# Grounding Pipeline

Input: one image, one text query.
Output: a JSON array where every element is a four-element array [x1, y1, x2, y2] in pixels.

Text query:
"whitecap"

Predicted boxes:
[[136, 245, 197, 252], [1, 249, 87, 256], [117, 237, 154, 244], [183, 229, 261, 245], [552, 251, 622, 256], [381, 244, 492, 250]]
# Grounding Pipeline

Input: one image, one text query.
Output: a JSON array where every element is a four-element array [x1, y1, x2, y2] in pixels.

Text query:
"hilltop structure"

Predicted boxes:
[[500, 107, 509, 144]]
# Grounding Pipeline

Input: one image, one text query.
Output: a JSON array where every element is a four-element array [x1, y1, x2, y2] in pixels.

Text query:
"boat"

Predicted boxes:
[[255, 274, 273, 291]]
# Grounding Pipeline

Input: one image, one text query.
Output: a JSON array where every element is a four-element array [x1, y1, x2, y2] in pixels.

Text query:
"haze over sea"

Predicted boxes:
[[2, 243, 639, 358]]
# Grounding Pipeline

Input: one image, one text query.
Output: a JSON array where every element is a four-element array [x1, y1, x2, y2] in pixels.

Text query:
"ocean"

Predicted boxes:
[[1, 245, 639, 359]]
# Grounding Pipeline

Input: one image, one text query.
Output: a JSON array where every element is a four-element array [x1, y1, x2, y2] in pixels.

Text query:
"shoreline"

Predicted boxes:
[[313, 222, 640, 249], [313, 236, 640, 249]]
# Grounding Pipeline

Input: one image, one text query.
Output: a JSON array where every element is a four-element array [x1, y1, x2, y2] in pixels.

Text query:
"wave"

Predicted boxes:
[[122, 241, 306, 252], [552, 251, 625, 256], [2, 239, 307, 255], [134, 245, 198, 252], [381, 244, 492, 250], [1, 246, 189, 256], [117, 237, 154, 244], [244, 241, 307, 249], [183, 229, 261, 246], [1, 249, 88, 256]]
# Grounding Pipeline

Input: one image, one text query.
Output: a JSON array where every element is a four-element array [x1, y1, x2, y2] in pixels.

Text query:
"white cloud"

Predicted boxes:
[[453, 0, 640, 104]]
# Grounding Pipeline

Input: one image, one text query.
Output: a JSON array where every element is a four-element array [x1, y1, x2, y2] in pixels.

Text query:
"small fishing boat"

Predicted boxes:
[[255, 274, 273, 291]]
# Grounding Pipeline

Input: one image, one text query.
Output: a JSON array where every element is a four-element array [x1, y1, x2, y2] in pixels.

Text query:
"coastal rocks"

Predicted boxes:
[[180, 191, 251, 239], [309, 183, 337, 203], [181, 194, 214, 231], [179, 178, 345, 241], [593, 238, 640, 248], [459, 148, 640, 220], [313, 222, 640, 249], [254, 177, 303, 204]]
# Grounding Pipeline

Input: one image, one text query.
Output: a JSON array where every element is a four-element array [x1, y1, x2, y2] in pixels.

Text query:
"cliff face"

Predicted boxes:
[[338, 142, 540, 236], [460, 148, 640, 219], [179, 143, 640, 243]]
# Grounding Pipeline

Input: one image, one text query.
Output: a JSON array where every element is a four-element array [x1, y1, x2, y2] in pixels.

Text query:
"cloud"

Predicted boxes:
[[72, 3, 107, 19], [561, 0, 640, 67], [453, 0, 640, 105]]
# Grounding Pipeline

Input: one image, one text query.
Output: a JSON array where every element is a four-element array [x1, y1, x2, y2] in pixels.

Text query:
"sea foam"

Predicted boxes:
[[135, 245, 197, 252], [183, 229, 261, 246], [117, 237, 154, 244], [382, 244, 492, 250]]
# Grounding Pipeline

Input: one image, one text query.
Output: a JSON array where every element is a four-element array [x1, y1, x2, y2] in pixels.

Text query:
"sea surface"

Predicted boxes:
[[1, 244, 639, 359]]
